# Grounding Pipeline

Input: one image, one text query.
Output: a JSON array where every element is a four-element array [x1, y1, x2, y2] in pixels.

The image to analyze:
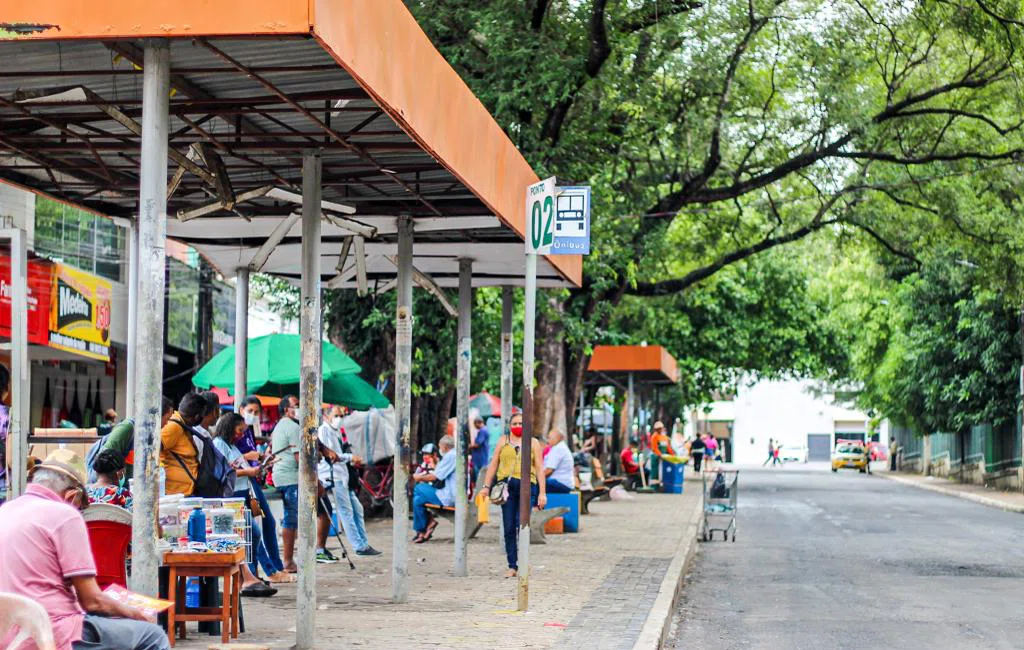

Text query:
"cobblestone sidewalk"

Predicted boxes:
[[882, 471, 1024, 513], [176, 488, 700, 650]]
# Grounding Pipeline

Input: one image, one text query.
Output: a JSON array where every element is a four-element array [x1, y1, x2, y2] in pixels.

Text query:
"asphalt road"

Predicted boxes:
[[667, 464, 1024, 650]]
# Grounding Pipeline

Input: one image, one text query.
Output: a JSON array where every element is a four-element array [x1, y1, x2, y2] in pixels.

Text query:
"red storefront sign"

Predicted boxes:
[[0, 254, 54, 346]]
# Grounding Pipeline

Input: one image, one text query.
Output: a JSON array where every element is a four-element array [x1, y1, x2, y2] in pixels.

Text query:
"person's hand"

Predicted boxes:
[[352, 455, 364, 465], [129, 607, 156, 624], [537, 493, 547, 509]]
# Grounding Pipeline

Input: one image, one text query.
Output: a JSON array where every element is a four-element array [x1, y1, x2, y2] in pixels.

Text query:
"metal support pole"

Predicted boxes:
[[7, 228, 28, 498], [454, 258, 472, 577], [500, 287, 514, 436], [296, 151, 322, 650], [130, 39, 169, 597], [125, 222, 138, 417], [517, 252, 538, 611], [233, 267, 249, 411], [392, 215, 414, 603]]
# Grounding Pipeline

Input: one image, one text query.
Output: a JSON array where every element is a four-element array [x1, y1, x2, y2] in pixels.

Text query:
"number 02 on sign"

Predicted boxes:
[[526, 177, 556, 255]]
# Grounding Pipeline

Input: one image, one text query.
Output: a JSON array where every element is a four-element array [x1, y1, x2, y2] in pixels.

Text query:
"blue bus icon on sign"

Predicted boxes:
[[552, 186, 591, 255]]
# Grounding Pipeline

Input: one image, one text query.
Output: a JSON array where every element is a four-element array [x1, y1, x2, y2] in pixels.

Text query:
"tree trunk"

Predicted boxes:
[[533, 295, 567, 438]]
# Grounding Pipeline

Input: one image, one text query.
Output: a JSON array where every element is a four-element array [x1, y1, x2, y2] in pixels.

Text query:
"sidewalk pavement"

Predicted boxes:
[[882, 470, 1024, 513], [177, 482, 702, 650]]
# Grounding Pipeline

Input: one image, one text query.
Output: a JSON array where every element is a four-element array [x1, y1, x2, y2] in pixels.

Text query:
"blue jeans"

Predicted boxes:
[[331, 481, 370, 551], [502, 478, 538, 570], [251, 481, 284, 573], [545, 478, 572, 493], [412, 482, 441, 533], [233, 489, 279, 578], [74, 614, 169, 650], [280, 484, 299, 530]]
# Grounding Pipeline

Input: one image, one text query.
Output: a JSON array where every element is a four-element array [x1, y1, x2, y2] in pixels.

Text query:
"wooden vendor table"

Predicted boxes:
[[164, 548, 243, 646]]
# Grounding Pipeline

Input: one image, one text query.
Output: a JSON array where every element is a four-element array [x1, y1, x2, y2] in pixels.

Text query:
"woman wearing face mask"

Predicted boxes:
[[87, 448, 133, 510], [479, 412, 547, 578], [236, 397, 288, 579]]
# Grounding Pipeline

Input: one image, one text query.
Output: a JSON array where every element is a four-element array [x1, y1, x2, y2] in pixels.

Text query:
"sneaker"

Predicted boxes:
[[356, 546, 382, 556], [316, 549, 339, 564]]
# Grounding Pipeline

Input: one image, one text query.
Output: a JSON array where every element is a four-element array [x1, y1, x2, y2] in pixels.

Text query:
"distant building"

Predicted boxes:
[[692, 378, 884, 464]]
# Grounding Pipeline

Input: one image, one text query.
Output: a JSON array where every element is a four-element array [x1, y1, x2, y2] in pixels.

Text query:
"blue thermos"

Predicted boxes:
[[187, 506, 206, 543]]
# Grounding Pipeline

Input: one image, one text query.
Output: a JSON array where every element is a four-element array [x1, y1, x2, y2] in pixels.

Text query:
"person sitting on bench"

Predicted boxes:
[[543, 429, 575, 494], [411, 435, 456, 544]]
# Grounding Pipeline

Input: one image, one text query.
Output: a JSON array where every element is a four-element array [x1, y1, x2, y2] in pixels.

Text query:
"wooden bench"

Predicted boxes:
[[424, 499, 485, 539]]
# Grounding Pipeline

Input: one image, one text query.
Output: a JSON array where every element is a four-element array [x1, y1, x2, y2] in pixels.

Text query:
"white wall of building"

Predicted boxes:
[[698, 379, 873, 464]]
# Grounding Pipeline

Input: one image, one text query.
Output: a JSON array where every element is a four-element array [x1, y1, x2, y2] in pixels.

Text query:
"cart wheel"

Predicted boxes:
[[831, 468, 837, 473]]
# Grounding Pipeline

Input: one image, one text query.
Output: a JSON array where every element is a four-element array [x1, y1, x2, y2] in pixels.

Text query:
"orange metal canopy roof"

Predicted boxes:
[[0, 0, 582, 288], [587, 345, 680, 385]]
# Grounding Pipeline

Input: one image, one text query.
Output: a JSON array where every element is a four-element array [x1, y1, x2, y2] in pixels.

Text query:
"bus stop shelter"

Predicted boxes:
[[0, 2, 581, 646], [585, 345, 679, 461]]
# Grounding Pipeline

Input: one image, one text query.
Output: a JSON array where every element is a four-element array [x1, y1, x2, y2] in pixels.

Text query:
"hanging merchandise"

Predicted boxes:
[[41, 378, 54, 428], [69, 379, 83, 427], [82, 379, 94, 430], [92, 380, 103, 426], [58, 380, 70, 423]]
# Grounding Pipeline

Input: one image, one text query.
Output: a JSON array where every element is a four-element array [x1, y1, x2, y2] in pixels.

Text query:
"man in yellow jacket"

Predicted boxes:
[[160, 393, 208, 496]]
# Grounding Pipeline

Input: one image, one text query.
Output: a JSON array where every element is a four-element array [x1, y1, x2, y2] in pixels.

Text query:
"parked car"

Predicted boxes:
[[831, 443, 868, 473], [779, 445, 808, 463]]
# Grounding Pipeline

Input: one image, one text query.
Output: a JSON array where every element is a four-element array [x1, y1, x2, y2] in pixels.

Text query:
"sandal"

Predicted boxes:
[[504, 569, 517, 578], [241, 582, 278, 598], [268, 571, 296, 584]]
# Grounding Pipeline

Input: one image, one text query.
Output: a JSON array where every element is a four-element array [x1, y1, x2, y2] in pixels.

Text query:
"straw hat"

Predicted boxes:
[[29, 448, 88, 489], [653, 421, 666, 431]]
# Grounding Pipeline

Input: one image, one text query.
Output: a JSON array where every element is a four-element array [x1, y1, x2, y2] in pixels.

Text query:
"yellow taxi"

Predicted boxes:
[[831, 442, 868, 473]]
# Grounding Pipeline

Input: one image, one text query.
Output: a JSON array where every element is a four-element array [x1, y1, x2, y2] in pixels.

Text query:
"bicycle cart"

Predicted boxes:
[[700, 469, 738, 542]]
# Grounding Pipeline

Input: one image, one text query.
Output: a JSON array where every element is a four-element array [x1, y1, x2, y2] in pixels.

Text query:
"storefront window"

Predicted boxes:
[[34, 197, 125, 283]]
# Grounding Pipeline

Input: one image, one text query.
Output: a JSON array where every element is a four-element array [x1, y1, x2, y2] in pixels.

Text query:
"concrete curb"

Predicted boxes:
[[880, 472, 1024, 514], [632, 493, 704, 650]]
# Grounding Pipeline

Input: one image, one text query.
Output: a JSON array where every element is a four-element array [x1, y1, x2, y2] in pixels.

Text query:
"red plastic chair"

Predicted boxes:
[[83, 504, 132, 590]]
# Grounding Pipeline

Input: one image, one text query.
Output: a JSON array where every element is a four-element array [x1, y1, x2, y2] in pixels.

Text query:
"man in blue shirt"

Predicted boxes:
[[411, 435, 456, 543], [469, 416, 489, 484]]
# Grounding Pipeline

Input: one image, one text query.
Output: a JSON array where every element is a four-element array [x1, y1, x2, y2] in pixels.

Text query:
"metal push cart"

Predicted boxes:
[[700, 469, 738, 542]]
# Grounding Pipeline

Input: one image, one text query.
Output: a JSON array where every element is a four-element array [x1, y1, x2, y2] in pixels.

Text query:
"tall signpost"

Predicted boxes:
[[519, 178, 590, 611]]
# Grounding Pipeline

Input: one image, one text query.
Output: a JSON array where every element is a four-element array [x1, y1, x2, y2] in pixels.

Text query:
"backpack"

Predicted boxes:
[[169, 418, 237, 498]]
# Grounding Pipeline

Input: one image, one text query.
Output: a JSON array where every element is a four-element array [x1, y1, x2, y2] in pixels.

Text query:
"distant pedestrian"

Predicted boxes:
[[889, 436, 899, 471], [772, 444, 781, 466], [703, 433, 718, 470], [762, 439, 776, 467], [470, 416, 490, 485], [543, 429, 574, 493], [689, 434, 706, 473]]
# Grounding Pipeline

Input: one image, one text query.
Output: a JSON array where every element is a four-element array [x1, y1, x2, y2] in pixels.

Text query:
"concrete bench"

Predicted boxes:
[[529, 506, 569, 544]]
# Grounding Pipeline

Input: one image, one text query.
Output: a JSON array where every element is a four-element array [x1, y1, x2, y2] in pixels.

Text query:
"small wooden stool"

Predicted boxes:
[[163, 548, 244, 647]]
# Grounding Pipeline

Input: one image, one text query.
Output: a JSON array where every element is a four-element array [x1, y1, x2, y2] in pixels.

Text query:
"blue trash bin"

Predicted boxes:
[[662, 462, 684, 493]]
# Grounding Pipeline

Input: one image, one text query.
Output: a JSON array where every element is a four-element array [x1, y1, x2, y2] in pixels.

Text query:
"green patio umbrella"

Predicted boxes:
[[322, 373, 390, 410], [193, 333, 362, 396]]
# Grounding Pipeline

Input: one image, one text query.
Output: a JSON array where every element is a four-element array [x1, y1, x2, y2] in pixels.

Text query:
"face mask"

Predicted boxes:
[[331, 416, 343, 430], [243, 412, 258, 426], [510, 425, 523, 437], [118, 473, 127, 489]]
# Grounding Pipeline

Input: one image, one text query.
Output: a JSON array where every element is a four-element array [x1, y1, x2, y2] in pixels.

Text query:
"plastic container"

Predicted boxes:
[[210, 508, 235, 535], [222, 497, 246, 520], [661, 461, 685, 494], [186, 507, 207, 543], [185, 577, 200, 608], [158, 466, 166, 497]]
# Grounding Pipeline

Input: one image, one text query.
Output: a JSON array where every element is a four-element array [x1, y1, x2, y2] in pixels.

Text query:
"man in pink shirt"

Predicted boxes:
[[0, 449, 168, 650]]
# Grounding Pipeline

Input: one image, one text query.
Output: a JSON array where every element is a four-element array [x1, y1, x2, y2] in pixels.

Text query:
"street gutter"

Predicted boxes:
[[881, 472, 1024, 514], [632, 491, 704, 650]]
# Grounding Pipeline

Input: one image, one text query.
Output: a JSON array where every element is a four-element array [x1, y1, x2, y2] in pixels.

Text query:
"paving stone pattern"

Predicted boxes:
[[175, 485, 700, 650], [562, 556, 670, 650]]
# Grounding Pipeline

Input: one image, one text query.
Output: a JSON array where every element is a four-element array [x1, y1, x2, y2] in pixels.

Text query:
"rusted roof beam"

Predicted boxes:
[[200, 39, 444, 218]]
